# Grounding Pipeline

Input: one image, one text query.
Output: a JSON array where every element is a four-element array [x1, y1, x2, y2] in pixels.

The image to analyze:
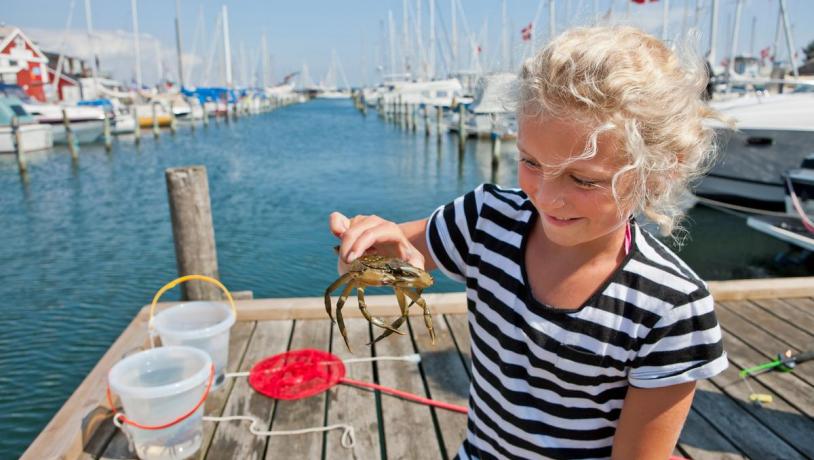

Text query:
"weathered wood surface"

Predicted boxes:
[[325, 318, 380, 460], [23, 283, 814, 460], [164, 166, 221, 301]]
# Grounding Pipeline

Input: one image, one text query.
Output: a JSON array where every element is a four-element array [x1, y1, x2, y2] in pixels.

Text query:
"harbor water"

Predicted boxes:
[[0, 99, 808, 458]]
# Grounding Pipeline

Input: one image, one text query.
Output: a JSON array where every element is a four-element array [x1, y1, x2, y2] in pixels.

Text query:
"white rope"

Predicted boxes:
[[695, 195, 791, 218], [202, 416, 355, 448], [224, 371, 249, 378]]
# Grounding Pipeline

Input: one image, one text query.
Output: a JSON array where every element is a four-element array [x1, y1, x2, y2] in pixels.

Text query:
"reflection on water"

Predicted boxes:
[[0, 99, 807, 458]]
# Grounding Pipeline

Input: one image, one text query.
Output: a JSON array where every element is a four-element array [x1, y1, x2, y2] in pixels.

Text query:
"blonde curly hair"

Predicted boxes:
[[518, 25, 725, 237]]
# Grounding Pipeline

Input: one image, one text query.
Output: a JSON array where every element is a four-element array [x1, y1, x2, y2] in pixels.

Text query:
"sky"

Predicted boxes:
[[3, 0, 813, 88]]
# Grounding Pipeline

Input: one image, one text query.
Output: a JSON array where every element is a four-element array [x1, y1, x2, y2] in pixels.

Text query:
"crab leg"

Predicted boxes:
[[336, 282, 356, 352], [324, 272, 355, 322], [357, 287, 405, 335], [404, 287, 436, 344], [369, 287, 410, 344]]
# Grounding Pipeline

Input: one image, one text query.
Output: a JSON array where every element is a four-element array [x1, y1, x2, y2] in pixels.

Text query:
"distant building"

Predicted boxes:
[[43, 51, 90, 103], [0, 26, 49, 101]]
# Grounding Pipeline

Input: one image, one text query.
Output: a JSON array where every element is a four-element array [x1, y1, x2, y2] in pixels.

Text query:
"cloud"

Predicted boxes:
[[25, 27, 202, 87]]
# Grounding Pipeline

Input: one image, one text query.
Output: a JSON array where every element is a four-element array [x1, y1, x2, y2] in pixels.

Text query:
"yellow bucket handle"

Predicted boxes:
[[148, 275, 237, 337]]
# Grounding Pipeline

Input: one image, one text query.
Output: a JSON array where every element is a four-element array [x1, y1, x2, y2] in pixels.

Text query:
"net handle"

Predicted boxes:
[[148, 275, 237, 329], [107, 363, 215, 431]]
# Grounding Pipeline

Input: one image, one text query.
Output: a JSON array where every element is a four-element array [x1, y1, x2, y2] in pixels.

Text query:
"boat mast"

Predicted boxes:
[[84, 0, 99, 95], [131, 0, 143, 89], [222, 5, 233, 87], [261, 32, 269, 87], [415, 0, 423, 79], [451, 0, 457, 72], [388, 10, 397, 76], [429, 0, 435, 79], [402, 0, 410, 77], [501, 0, 508, 71], [174, 0, 185, 88], [727, 0, 743, 80], [550, 0, 556, 40], [661, 0, 670, 41], [52, 0, 77, 99], [778, 0, 798, 77], [708, 0, 719, 68]]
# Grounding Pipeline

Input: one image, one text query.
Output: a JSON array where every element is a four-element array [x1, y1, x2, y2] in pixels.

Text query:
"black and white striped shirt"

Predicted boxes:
[[426, 184, 728, 460]]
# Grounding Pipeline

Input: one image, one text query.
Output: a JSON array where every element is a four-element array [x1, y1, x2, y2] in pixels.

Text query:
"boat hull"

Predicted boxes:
[[0, 124, 54, 153], [49, 121, 104, 144]]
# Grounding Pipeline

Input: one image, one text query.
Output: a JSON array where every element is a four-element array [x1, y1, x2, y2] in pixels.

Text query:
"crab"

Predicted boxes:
[[325, 250, 435, 352]]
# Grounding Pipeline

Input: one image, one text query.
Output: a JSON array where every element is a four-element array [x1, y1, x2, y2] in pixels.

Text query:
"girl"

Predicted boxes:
[[330, 26, 728, 460]]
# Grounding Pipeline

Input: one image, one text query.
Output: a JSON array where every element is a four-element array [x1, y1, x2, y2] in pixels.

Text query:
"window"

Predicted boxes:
[[11, 105, 27, 116]]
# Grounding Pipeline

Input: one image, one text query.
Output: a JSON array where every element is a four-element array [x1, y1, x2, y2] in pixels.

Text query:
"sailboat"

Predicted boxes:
[[316, 50, 351, 99]]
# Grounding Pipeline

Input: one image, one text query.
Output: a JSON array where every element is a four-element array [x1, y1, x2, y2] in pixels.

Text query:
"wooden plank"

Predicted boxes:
[[197, 320, 256, 458], [708, 277, 814, 301], [374, 317, 443, 460], [677, 408, 747, 460], [264, 319, 333, 460], [206, 319, 294, 460], [718, 301, 814, 389], [708, 332, 814, 458], [410, 316, 470, 459], [690, 380, 805, 459], [784, 297, 814, 319], [325, 318, 381, 460], [752, 298, 814, 336], [715, 303, 814, 417], [100, 322, 258, 460], [21, 309, 150, 460], [150, 292, 468, 321], [727, 300, 814, 353], [444, 314, 472, 380]]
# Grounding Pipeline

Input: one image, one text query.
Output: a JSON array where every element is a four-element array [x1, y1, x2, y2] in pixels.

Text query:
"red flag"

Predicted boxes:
[[521, 23, 533, 42], [631, 0, 658, 3], [759, 47, 770, 60]]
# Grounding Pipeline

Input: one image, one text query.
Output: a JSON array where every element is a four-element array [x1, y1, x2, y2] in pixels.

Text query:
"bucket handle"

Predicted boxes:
[[148, 275, 237, 341], [107, 363, 215, 431]]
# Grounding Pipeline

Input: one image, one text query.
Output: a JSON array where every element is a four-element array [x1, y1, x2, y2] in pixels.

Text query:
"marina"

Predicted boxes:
[[2, 0, 813, 458], [21, 279, 814, 459]]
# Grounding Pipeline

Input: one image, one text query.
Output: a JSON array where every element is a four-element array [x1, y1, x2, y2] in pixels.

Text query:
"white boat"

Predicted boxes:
[[0, 96, 53, 153], [694, 87, 814, 212], [463, 73, 518, 140], [746, 154, 814, 251], [22, 102, 104, 144], [381, 78, 469, 108]]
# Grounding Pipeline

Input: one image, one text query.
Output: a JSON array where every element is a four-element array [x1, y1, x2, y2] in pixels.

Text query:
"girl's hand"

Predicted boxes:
[[329, 212, 426, 275]]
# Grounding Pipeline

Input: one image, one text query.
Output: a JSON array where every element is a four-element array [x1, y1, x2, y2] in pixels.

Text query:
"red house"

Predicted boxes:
[[0, 26, 49, 102]]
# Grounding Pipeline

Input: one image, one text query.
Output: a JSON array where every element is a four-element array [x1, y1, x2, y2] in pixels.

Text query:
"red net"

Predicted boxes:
[[248, 349, 346, 400]]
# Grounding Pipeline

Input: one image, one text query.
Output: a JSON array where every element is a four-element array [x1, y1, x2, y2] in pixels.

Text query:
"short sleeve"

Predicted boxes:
[[629, 291, 728, 388], [425, 185, 484, 283]]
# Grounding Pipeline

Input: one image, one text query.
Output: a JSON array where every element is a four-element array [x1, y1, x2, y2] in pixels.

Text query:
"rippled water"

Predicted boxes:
[[0, 99, 806, 458]]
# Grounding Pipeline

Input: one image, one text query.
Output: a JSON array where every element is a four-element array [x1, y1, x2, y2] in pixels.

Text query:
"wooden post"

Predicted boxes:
[[11, 116, 26, 173], [169, 101, 177, 135], [151, 103, 160, 138], [436, 106, 442, 138], [133, 108, 141, 144], [62, 108, 78, 160], [491, 131, 501, 169], [458, 104, 466, 139], [103, 112, 112, 151], [202, 103, 209, 128], [165, 165, 221, 300], [411, 104, 417, 132], [424, 105, 430, 136]]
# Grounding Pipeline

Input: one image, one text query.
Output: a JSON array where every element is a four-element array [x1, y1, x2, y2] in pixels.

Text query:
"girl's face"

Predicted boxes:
[[517, 115, 632, 249]]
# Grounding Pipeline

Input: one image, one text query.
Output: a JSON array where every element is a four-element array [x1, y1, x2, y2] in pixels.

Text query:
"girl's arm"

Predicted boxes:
[[611, 381, 696, 460]]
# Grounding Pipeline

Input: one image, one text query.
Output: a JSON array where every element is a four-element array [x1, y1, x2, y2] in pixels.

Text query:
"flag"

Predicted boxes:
[[759, 47, 770, 60], [521, 23, 533, 42], [631, 0, 658, 3], [477, 45, 482, 54]]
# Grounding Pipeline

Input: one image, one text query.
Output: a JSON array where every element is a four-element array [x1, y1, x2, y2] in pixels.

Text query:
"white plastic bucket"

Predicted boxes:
[[108, 346, 212, 460], [153, 301, 235, 388]]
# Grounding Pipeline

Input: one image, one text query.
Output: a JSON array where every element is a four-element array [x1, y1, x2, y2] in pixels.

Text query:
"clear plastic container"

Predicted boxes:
[[153, 301, 235, 388], [108, 346, 212, 460]]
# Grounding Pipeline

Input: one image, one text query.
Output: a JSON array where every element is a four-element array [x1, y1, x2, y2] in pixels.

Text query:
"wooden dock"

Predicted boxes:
[[22, 277, 814, 460]]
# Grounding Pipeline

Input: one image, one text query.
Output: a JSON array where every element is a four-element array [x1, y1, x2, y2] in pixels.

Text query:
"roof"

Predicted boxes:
[[0, 26, 48, 63]]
